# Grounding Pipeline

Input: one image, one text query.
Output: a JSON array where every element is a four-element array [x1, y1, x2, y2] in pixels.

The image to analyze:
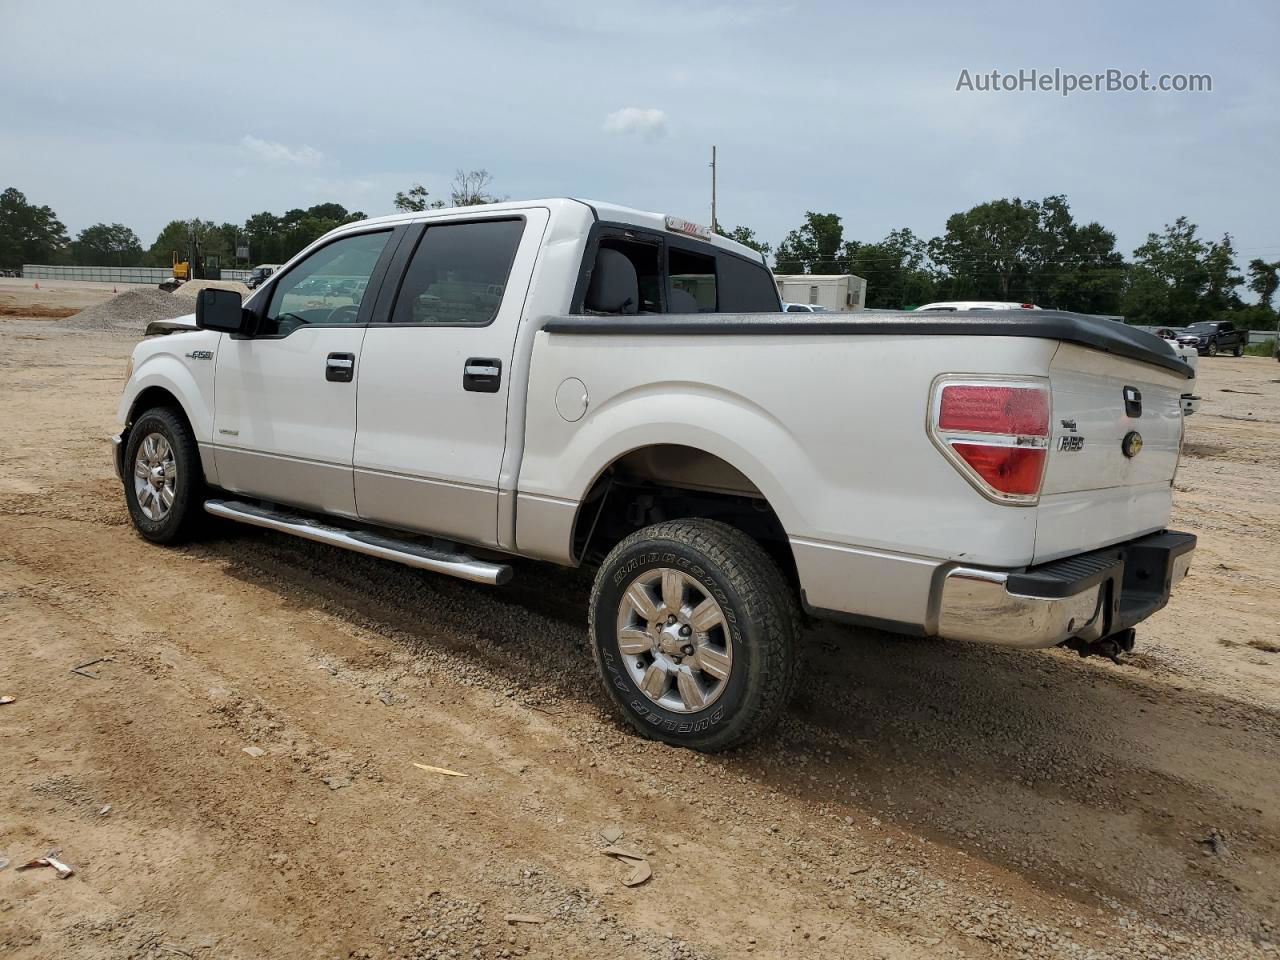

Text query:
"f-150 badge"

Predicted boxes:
[[1058, 435, 1085, 451]]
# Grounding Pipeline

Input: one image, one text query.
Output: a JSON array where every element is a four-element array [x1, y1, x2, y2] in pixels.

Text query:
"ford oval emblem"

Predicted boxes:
[[1121, 430, 1143, 458]]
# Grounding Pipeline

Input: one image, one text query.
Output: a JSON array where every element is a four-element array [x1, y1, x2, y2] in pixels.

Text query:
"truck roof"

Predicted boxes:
[[331, 198, 768, 264]]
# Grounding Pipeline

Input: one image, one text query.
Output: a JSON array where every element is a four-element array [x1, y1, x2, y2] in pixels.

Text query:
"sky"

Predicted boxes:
[[3, 0, 1278, 278]]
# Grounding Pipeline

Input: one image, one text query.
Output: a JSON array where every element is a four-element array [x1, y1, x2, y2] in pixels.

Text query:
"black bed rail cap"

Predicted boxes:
[[542, 310, 1195, 379]]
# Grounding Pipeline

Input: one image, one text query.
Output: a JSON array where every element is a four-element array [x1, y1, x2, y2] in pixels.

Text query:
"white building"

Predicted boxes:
[[774, 274, 867, 312]]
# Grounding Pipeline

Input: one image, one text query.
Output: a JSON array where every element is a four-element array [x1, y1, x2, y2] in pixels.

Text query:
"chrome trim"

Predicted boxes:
[[937, 566, 1104, 649], [204, 499, 512, 585]]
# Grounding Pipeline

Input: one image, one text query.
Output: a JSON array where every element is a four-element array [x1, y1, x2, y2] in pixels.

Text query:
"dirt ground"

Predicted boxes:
[[1, 282, 1278, 960]]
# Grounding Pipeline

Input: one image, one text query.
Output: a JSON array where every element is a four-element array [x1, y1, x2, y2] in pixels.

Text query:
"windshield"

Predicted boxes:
[[1183, 322, 1215, 332]]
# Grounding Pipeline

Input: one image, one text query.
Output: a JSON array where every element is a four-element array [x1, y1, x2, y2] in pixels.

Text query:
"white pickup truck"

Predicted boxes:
[[114, 199, 1196, 751]]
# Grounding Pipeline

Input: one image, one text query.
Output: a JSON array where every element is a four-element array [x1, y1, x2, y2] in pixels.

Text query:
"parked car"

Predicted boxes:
[[780, 302, 829, 313], [915, 301, 1042, 312], [245, 264, 280, 290], [112, 199, 1196, 752], [1175, 320, 1247, 357]]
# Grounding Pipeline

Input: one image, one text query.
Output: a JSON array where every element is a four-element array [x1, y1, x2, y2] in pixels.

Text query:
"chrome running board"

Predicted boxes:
[[204, 499, 512, 586]]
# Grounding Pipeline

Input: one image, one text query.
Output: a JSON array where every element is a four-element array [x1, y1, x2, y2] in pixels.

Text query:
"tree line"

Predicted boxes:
[[722, 195, 1277, 329], [2, 181, 1276, 330]]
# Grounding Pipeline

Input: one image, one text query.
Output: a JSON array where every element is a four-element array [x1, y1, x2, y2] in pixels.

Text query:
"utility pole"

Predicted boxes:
[[709, 145, 718, 233]]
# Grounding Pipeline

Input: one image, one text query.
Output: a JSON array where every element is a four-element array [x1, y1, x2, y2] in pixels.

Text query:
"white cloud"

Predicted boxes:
[[602, 107, 669, 140], [239, 134, 324, 166]]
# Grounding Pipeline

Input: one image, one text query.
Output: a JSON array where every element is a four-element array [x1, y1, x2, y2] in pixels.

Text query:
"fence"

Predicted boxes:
[[22, 265, 253, 284]]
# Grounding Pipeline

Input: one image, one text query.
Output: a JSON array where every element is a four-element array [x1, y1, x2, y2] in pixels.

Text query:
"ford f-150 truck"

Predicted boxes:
[[114, 199, 1197, 751]]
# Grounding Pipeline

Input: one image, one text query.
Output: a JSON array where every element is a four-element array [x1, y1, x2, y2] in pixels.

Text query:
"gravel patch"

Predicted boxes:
[[64, 288, 193, 333], [173, 279, 251, 299]]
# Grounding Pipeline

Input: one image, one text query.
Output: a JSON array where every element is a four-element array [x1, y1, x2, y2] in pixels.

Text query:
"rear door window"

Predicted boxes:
[[392, 219, 525, 325]]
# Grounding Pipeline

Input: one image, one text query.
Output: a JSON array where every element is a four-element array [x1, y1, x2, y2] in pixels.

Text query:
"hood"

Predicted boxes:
[[145, 313, 198, 337]]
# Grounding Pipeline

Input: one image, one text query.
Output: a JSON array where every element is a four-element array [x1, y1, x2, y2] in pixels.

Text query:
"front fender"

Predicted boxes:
[[117, 332, 220, 484], [119, 356, 214, 441]]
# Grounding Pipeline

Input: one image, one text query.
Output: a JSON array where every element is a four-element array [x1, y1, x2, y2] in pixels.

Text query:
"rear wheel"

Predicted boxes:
[[1233, 342, 1244, 357], [123, 406, 205, 544], [588, 519, 799, 752]]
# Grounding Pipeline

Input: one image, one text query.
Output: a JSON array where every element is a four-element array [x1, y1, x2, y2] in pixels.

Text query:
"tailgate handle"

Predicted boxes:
[[1123, 386, 1142, 418]]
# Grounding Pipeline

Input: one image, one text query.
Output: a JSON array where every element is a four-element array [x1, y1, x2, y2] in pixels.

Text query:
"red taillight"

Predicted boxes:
[[950, 444, 1046, 496], [930, 378, 1050, 504], [938, 385, 1048, 437]]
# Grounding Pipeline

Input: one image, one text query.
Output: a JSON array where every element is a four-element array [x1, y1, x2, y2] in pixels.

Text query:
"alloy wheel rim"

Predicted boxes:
[[133, 432, 177, 521], [615, 568, 733, 714]]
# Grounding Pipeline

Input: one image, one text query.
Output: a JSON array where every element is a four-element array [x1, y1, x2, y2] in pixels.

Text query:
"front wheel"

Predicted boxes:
[[1207, 341, 1218, 356], [588, 519, 799, 752], [123, 406, 205, 544]]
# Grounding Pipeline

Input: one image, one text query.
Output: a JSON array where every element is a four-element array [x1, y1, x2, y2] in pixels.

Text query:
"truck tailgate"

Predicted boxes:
[[1034, 342, 1186, 563]]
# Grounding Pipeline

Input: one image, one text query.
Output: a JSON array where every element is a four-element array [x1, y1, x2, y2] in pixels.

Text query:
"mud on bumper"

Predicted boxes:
[[938, 530, 1196, 649]]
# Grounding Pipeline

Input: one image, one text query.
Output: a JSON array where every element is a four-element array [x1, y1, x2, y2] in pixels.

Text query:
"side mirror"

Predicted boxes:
[[195, 288, 248, 333]]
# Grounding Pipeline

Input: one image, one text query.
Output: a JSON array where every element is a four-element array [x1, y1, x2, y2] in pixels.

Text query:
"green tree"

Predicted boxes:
[[927, 195, 1124, 312], [1246, 258, 1279, 310], [71, 222, 143, 266], [715, 224, 771, 258], [841, 228, 938, 308], [394, 183, 433, 212], [1122, 217, 1242, 326], [0, 187, 69, 269], [147, 219, 217, 267], [774, 212, 844, 273]]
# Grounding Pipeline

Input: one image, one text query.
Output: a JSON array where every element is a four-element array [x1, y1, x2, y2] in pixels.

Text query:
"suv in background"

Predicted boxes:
[[245, 264, 280, 290], [1176, 320, 1247, 357]]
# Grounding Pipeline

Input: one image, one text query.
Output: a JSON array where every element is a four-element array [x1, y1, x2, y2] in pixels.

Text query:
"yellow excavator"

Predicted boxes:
[[159, 224, 221, 292]]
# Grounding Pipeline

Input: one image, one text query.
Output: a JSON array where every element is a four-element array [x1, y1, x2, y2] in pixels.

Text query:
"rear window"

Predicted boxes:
[[715, 253, 780, 312]]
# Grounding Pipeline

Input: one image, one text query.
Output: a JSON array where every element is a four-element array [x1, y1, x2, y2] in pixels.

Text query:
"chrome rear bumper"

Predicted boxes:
[[938, 567, 1106, 648], [937, 530, 1196, 649]]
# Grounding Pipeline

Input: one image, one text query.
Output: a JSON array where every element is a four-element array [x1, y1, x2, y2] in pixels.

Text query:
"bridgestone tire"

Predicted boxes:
[[588, 519, 799, 752], [123, 406, 205, 545]]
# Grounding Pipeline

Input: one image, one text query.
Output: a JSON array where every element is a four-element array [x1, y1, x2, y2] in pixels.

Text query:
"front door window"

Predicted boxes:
[[261, 231, 391, 335]]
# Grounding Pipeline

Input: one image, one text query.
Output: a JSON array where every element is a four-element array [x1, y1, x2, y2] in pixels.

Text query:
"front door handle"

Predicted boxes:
[[463, 357, 502, 393], [326, 352, 355, 383]]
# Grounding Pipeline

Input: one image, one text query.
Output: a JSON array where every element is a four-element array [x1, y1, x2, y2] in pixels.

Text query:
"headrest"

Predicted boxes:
[[585, 248, 639, 314], [668, 286, 700, 313]]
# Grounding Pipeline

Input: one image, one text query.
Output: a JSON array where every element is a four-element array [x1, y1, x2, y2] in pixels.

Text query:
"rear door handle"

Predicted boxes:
[[326, 352, 355, 383], [463, 357, 502, 393]]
